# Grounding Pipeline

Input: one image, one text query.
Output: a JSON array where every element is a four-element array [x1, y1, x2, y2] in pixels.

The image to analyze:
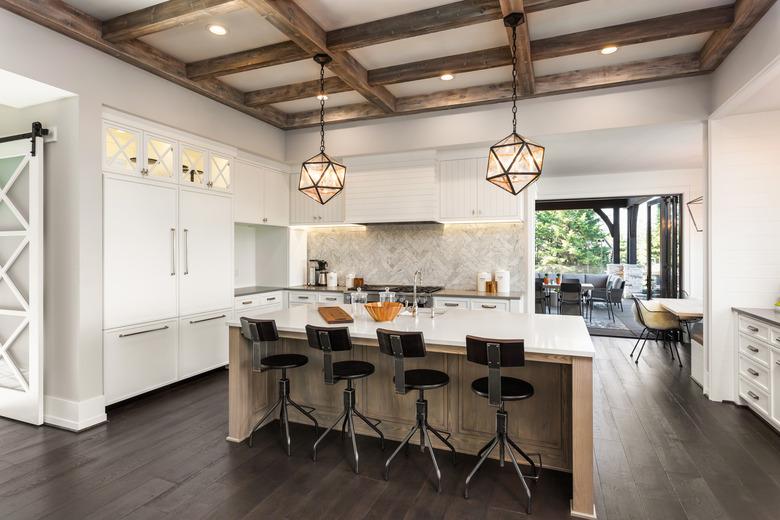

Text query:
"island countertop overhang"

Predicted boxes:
[[228, 305, 594, 359]]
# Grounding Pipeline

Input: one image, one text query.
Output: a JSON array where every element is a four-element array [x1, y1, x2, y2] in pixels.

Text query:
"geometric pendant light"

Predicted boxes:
[[486, 13, 545, 196], [299, 54, 346, 205]]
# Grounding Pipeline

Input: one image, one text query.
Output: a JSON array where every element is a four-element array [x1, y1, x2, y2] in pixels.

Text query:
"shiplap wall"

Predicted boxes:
[[709, 110, 780, 402]]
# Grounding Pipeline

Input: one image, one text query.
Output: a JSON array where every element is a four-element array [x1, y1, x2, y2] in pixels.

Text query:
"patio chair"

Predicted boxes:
[[558, 281, 584, 317], [587, 282, 614, 322], [629, 295, 682, 367], [534, 279, 549, 314], [609, 278, 625, 312]]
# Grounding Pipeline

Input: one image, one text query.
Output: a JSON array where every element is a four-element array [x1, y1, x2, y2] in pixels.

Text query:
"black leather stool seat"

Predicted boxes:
[[333, 360, 375, 379], [471, 376, 534, 401], [399, 369, 450, 389], [261, 353, 308, 370]]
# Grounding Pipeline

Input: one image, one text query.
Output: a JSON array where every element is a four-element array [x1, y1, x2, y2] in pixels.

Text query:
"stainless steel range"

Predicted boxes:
[[345, 284, 443, 308]]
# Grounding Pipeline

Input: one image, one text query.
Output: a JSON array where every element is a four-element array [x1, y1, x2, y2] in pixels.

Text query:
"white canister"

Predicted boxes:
[[346, 273, 355, 289], [494, 270, 510, 293], [327, 272, 338, 288], [477, 272, 491, 292]]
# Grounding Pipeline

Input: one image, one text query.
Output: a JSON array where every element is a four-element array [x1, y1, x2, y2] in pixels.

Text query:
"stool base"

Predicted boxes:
[[464, 406, 541, 513], [248, 369, 319, 454], [312, 380, 384, 474], [384, 390, 456, 492]]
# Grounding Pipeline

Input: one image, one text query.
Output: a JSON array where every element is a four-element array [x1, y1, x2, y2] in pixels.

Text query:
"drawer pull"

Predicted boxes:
[[444, 303, 459, 307], [776, 360, 780, 366], [266, 297, 276, 301], [189, 314, 226, 324], [298, 296, 310, 300], [481, 304, 497, 309], [119, 325, 169, 338], [241, 300, 253, 305], [325, 297, 338, 301], [746, 325, 759, 333], [747, 345, 759, 353], [747, 390, 760, 400], [747, 368, 760, 377]]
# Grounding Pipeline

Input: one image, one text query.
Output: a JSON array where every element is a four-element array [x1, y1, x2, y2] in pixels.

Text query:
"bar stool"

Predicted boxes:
[[306, 325, 384, 474], [239, 317, 319, 453], [376, 329, 456, 492], [464, 335, 541, 513]]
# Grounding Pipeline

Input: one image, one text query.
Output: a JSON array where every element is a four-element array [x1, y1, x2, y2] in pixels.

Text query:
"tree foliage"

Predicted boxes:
[[535, 209, 611, 273]]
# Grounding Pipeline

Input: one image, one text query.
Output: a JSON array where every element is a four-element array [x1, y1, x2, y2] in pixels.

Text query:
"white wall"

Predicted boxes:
[[707, 110, 780, 402], [234, 225, 291, 289], [0, 10, 285, 424]]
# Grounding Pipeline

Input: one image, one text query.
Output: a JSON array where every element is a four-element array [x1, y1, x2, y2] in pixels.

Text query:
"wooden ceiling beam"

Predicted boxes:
[[102, 0, 242, 42], [700, 0, 777, 70], [285, 53, 703, 128], [532, 5, 735, 61], [186, 41, 308, 80], [369, 46, 512, 85], [245, 76, 351, 106], [499, 0, 535, 95], [243, 0, 397, 112], [0, 0, 287, 128]]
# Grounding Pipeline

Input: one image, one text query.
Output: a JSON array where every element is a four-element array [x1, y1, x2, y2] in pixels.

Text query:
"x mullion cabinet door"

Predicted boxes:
[[142, 133, 178, 183], [180, 144, 208, 189], [103, 122, 142, 176]]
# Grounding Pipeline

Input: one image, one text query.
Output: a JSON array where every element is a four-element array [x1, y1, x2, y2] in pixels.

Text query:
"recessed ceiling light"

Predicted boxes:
[[440, 73, 455, 81], [208, 24, 227, 36], [316, 94, 328, 101], [600, 46, 618, 55]]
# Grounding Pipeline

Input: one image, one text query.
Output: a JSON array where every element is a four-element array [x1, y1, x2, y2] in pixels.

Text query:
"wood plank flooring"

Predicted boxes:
[[1, 337, 779, 519]]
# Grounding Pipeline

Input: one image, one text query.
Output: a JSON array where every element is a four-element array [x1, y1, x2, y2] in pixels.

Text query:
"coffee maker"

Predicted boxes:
[[309, 259, 328, 286]]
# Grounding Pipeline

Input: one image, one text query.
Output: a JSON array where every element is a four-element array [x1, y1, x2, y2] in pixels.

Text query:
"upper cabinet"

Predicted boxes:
[[289, 173, 344, 225], [234, 160, 290, 226], [440, 157, 523, 221], [180, 145, 207, 188], [103, 122, 143, 177], [209, 154, 232, 192]]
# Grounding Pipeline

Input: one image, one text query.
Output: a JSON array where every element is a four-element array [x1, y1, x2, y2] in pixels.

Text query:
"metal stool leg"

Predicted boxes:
[[247, 397, 281, 448], [385, 424, 418, 480], [347, 412, 359, 474], [352, 407, 385, 450], [312, 408, 347, 461], [427, 423, 456, 464], [287, 397, 320, 438], [422, 425, 442, 493], [506, 439, 533, 514], [464, 437, 498, 498]]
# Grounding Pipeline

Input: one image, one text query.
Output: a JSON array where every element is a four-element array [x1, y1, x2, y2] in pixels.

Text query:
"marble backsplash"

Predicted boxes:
[[307, 223, 526, 291]]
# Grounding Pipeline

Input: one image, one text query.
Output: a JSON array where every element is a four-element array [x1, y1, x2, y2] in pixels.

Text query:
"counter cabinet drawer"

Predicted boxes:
[[289, 292, 316, 304], [235, 302, 283, 318], [739, 376, 770, 418], [738, 354, 769, 392], [317, 293, 343, 304], [433, 298, 469, 309], [771, 325, 780, 349], [739, 316, 771, 343], [469, 299, 509, 311], [179, 312, 230, 380], [738, 333, 770, 366]]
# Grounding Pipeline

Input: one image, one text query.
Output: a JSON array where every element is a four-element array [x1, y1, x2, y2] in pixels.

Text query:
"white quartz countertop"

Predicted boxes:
[[228, 304, 594, 358]]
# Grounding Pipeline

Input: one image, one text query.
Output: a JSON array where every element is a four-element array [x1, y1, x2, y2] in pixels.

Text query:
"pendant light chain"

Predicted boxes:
[[319, 62, 326, 153], [510, 23, 518, 135]]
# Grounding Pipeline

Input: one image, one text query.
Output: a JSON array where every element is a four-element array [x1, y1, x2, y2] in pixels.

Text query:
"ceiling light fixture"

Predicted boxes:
[[299, 54, 346, 205], [207, 24, 227, 36], [600, 45, 618, 55], [440, 73, 454, 81], [485, 12, 545, 196], [316, 93, 328, 101]]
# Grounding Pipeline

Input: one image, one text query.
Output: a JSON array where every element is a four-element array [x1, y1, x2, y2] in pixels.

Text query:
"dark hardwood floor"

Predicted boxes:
[[1, 337, 780, 519]]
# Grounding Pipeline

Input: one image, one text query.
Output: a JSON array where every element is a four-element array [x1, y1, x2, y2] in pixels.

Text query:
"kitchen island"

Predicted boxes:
[[227, 305, 595, 519]]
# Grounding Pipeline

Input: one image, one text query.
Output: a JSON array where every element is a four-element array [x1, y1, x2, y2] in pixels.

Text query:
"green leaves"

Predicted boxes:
[[535, 209, 611, 272]]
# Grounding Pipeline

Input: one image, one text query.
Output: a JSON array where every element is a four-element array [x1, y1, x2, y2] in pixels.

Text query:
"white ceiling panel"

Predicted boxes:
[[533, 33, 711, 77], [65, 0, 160, 20], [387, 66, 513, 97], [220, 60, 335, 92], [298, 0, 452, 31], [139, 8, 288, 63], [272, 91, 367, 114], [528, 0, 732, 40], [349, 21, 507, 69], [0, 69, 76, 108]]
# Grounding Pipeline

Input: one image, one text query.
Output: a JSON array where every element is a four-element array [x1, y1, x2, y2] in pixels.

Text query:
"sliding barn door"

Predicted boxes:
[[0, 137, 43, 425]]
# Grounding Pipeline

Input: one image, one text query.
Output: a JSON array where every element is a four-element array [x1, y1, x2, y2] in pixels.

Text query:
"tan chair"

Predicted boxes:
[[630, 295, 682, 366]]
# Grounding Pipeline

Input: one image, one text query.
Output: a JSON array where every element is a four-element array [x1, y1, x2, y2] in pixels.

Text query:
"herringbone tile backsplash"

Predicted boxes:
[[307, 223, 525, 291]]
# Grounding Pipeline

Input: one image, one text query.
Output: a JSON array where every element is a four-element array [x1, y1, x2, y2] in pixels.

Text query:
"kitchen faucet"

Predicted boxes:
[[412, 269, 422, 316]]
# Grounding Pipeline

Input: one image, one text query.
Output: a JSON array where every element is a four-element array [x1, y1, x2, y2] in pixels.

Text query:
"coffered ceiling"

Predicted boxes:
[[1, 0, 775, 129]]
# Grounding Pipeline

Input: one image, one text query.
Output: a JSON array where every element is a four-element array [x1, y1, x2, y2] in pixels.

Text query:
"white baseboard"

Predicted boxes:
[[44, 394, 107, 431]]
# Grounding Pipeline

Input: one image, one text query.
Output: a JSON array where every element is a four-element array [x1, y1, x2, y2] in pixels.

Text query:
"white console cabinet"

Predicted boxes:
[[734, 311, 780, 431]]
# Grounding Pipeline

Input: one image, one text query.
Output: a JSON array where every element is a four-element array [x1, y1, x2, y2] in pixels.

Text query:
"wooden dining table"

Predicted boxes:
[[652, 298, 704, 320]]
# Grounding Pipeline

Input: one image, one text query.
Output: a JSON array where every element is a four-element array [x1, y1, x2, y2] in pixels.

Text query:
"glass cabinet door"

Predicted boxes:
[[209, 154, 231, 192], [103, 123, 141, 175], [180, 146, 207, 187], [143, 134, 177, 181]]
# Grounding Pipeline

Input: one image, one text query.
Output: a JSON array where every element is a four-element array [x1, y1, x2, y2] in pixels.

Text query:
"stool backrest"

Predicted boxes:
[[240, 317, 279, 343], [305, 325, 352, 384], [466, 336, 525, 407], [376, 329, 426, 395]]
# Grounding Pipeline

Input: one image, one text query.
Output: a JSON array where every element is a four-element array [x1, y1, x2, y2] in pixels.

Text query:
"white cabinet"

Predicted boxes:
[[178, 311, 230, 379], [234, 161, 289, 226], [180, 144, 208, 189], [735, 312, 780, 431], [434, 296, 521, 312], [289, 174, 344, 225], [469, 299, 510, 312], [143, 133, 178, 182], [289, 291, 317, 305], [179, 190, 233, 316], [440, 158, 523, 221], [772, 348, 780, 428], [433, 297, 469, 309], [317, 292, 343, 304], [345, 166, 438, 224], [104, 319, 178, 405], [103, 122, 178, 184], [104, 177, 178, 329]]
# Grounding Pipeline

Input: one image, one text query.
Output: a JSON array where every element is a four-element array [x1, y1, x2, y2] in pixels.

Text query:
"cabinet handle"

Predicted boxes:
[[444, 303, 459, 307], [747, 368, 760, 377], [263, 218, 268, 223], [299, 296, 310, 300], [119, 325, 169, 338], [325, 297, 337, 301], [183, 229, 189, 275], [170, 228, 176, 276], [747, 390, 760, 400], [747, 345, 759, 353], [776, 360, 780, 366], [747, 325, 759, 333], [266, 297, 276, 301], [207, 181, 213, 188], [241, 300, 253, 305], [481, 304, 497, 309], [189, 314, 226, 324], [141, 168, 149, 176]]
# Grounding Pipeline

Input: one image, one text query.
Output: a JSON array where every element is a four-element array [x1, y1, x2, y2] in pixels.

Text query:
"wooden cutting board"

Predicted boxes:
[[318, 306, 354, 324]]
